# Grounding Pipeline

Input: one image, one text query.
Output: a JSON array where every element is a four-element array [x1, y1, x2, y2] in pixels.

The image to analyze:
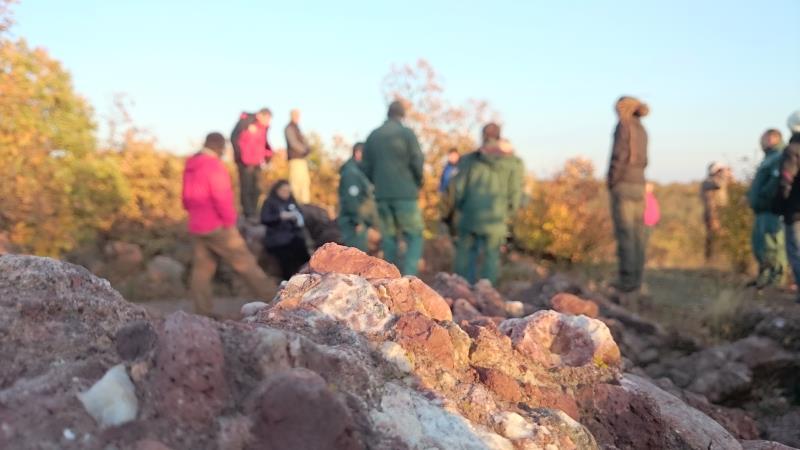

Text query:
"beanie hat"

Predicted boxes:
[[204, 132, 226, 152], [788, 110, 800, 133]]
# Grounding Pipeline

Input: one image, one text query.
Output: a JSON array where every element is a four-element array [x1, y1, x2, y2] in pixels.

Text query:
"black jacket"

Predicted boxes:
[[778, 133, 800, 223], [260, 196, 305, 249], [607, 117, 648, 188]]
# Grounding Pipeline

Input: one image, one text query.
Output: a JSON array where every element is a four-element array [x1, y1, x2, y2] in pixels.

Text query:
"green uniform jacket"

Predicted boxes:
[[447, 145, 524, 236], [747, 147, 783, 213], [362, 119, 424, 200], [337, 158, 377, 226]]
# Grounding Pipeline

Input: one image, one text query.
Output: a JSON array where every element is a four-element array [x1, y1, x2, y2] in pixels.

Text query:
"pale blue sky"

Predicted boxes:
[[13, 0, 800, 182]]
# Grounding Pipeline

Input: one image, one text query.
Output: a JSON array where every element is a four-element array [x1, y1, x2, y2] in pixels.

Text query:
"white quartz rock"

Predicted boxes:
[[77, 364, 138, 428]]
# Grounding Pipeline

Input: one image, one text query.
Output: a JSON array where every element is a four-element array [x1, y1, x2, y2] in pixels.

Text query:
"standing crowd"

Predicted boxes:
[[180, 97, 800, 316]]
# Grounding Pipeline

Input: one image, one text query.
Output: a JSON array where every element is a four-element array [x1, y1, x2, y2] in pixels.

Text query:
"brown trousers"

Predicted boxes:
[[189, 227, 275, 316]]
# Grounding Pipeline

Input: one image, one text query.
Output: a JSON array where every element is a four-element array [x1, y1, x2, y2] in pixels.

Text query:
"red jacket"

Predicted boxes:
[[237, 123, 272, 166], [182, 150, 237, 234]]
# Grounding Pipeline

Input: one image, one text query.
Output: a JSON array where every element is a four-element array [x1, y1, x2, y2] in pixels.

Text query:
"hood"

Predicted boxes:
[[184, 149, 219, 173], [477, 139, 517, 166], [479, 138, 515, 157], [616, 96, 649, 119]]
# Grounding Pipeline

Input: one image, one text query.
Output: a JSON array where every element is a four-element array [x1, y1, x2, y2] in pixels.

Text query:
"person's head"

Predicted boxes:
[[615, 96, 649, 119], [290, 109, 301, 124], [482, 123, 501, 143], [269, 180, 293, 201], [353, 142, 365, 162], [255, 108, 272, 127], [203, 132, 226, 156], [447, 148, 460, 165], [387, 100, 406, 120], [707, 162, 729, 178], [645, 182, 655, 194], [761, 129, 783, 151], [789, 110, 800, 135]]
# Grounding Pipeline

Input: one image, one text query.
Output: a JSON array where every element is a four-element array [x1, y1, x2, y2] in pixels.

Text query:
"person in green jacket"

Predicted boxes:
[[362, 101, 425, 275], [747, 128, 786, 288], [337, 142, 377, 251], [445, 123, 524, 285]]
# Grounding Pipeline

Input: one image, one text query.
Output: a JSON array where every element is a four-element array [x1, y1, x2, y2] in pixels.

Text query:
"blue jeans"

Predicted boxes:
[[785, 221, 800, 287]]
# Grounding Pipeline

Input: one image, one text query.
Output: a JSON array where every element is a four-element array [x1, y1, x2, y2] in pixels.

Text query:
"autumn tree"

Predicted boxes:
[[0, 28, 128, 255], [513, 158, 614, 263]]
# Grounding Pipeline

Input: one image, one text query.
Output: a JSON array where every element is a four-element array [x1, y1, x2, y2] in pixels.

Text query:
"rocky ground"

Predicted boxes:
[[1, 243, 798, 449]]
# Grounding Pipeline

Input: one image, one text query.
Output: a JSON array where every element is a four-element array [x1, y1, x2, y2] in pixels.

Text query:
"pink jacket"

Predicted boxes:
[[644, 191, 661, 227], [182, 150, 237, 234], [237, 123, 271, 166]]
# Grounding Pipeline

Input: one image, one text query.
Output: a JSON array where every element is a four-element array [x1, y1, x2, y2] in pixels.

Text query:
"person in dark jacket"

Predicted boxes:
[[362, 100, 425, 275], [337, 142, 377, 251], [231, 108, 273, 220], [285, 109, 312, 204], [183, 132, 275, 316], [260, 180, 310, 280], [607, 96, 649, 293], [777, 111, 800, 302], [747, 129, 786, 288], [445, 124, 523, 285]]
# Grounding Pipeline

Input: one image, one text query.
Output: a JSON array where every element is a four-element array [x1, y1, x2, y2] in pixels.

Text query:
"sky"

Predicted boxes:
[[12, 0, 800, 182]]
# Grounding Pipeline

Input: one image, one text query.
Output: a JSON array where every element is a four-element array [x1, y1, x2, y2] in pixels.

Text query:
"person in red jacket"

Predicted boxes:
[[231, 108, 273, 221], [182, 132, 275, 317]]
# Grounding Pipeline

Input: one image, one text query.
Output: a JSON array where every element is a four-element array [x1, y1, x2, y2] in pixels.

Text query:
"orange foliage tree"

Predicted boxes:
[[513, 158, 615, 263], [0, 37, 129, 255]]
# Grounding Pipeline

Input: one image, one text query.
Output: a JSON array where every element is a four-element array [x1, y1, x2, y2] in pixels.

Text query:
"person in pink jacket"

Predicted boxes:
[[644, 182, 661, 245], [182, 132, 275, 317]]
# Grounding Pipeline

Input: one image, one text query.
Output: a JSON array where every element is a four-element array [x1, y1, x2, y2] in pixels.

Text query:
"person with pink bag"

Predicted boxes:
[[643, 182, 661, 245]]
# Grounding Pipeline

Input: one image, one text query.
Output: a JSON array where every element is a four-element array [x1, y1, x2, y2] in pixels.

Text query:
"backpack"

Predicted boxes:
[[230, 112, 256, 165]]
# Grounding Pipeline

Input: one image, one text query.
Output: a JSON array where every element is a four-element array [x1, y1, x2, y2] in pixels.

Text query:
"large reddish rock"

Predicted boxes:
[[269, 273, 392, 334], [580, 374, 743, 450], [475, 367, 523, 402], [372, 276, 452, 321], [152, 312, 228, 425], [252, 368, 360, 449], [393, 312, 456, 371], [551, 293, 599, 318], [499, 310, 621, 369], [308, 242, 400, 279]]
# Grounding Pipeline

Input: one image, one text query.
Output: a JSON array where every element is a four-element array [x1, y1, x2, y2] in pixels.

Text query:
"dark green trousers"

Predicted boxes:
[[376, 199, 423, 276], [454, 232, 505, 285], [752, 213, 786, 286], [610, 183, 645, 291], [338, 217, 369, 252]]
